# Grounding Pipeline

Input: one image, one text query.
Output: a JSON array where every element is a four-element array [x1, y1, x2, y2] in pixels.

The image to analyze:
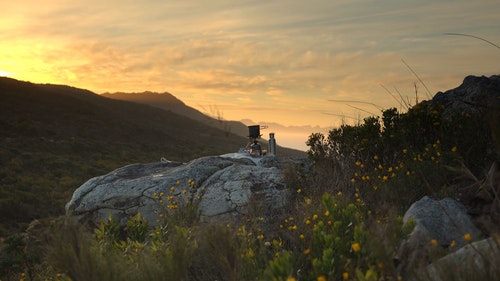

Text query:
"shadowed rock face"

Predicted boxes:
[[403, 196, 483, 248], [396, 196, 484, 278], [421, 237, 500, 281], [431, 75, 500, 120], [65, 154, 312, 227]]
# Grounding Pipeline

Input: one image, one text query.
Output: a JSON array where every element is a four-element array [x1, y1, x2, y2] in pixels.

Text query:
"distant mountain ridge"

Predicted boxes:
[[1, 77, 305, 159], [102, 91, 250, 138]]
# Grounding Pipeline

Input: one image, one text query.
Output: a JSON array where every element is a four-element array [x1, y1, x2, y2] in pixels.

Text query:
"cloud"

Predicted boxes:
[[1, 0, 499, 129]]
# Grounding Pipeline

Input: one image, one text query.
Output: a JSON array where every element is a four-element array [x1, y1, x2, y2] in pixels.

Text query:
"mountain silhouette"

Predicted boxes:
[[102, 91, 250, 137]]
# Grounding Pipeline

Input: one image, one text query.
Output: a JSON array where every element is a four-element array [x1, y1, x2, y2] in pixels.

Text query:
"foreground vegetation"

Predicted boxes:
[[2, 93, 499, 281]]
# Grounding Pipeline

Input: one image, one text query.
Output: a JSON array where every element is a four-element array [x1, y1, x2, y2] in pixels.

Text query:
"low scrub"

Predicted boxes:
[[2, 101, 499, 281]]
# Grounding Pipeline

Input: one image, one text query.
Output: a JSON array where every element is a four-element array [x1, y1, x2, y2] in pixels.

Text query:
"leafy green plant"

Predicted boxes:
[[125, 213, 149, 243], [94, 215, 121, 246]]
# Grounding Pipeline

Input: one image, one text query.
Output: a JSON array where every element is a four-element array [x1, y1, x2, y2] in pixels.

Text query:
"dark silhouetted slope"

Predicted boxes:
[[102, 91, 250, 137]]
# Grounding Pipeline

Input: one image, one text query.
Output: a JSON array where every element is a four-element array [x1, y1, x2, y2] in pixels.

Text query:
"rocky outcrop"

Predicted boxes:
[[419, 237, 500, 281], [404, 196, 483, 247], [431, 75, 500, 120], [396, 196, 484, 278], [65, 154, 312, 228]]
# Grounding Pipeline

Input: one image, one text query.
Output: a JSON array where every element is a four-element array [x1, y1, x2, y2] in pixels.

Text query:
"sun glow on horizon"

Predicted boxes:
[[0, 70, 12, 77]]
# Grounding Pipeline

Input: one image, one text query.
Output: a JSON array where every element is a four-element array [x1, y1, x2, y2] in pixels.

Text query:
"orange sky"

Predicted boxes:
[[1, 1, 499, 151]]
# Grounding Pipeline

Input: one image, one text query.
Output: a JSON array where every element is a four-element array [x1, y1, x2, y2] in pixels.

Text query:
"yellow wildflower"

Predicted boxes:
[[317, 276, 327, 281], [342, 272, 349, 280], [351, 242, 361, 252], [464, 233, 471, 242], [324, 210, 330, 217], [431, 239, 438, 246], [451, 146, 458, 153]]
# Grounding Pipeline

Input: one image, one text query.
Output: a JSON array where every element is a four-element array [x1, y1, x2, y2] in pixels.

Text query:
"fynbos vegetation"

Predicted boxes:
[[1, 76, 499, 280]]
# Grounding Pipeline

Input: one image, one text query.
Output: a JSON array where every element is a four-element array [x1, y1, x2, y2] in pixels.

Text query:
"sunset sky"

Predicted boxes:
[[1, 0, 499, 150]]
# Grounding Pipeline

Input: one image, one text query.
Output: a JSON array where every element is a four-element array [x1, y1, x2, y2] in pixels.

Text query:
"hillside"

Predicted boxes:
[[102, 91, 251, 138], [0, 77, 305, 235]]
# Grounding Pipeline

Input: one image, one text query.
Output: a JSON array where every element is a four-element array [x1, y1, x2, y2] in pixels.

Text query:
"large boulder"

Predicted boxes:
[[396, 196, 484, 277], [65, 154, 311, 227]]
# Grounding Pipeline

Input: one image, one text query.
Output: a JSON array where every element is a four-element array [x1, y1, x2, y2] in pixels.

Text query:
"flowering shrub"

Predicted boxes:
[[260, 192, 378, 281], [307, 104, 469, 211]]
